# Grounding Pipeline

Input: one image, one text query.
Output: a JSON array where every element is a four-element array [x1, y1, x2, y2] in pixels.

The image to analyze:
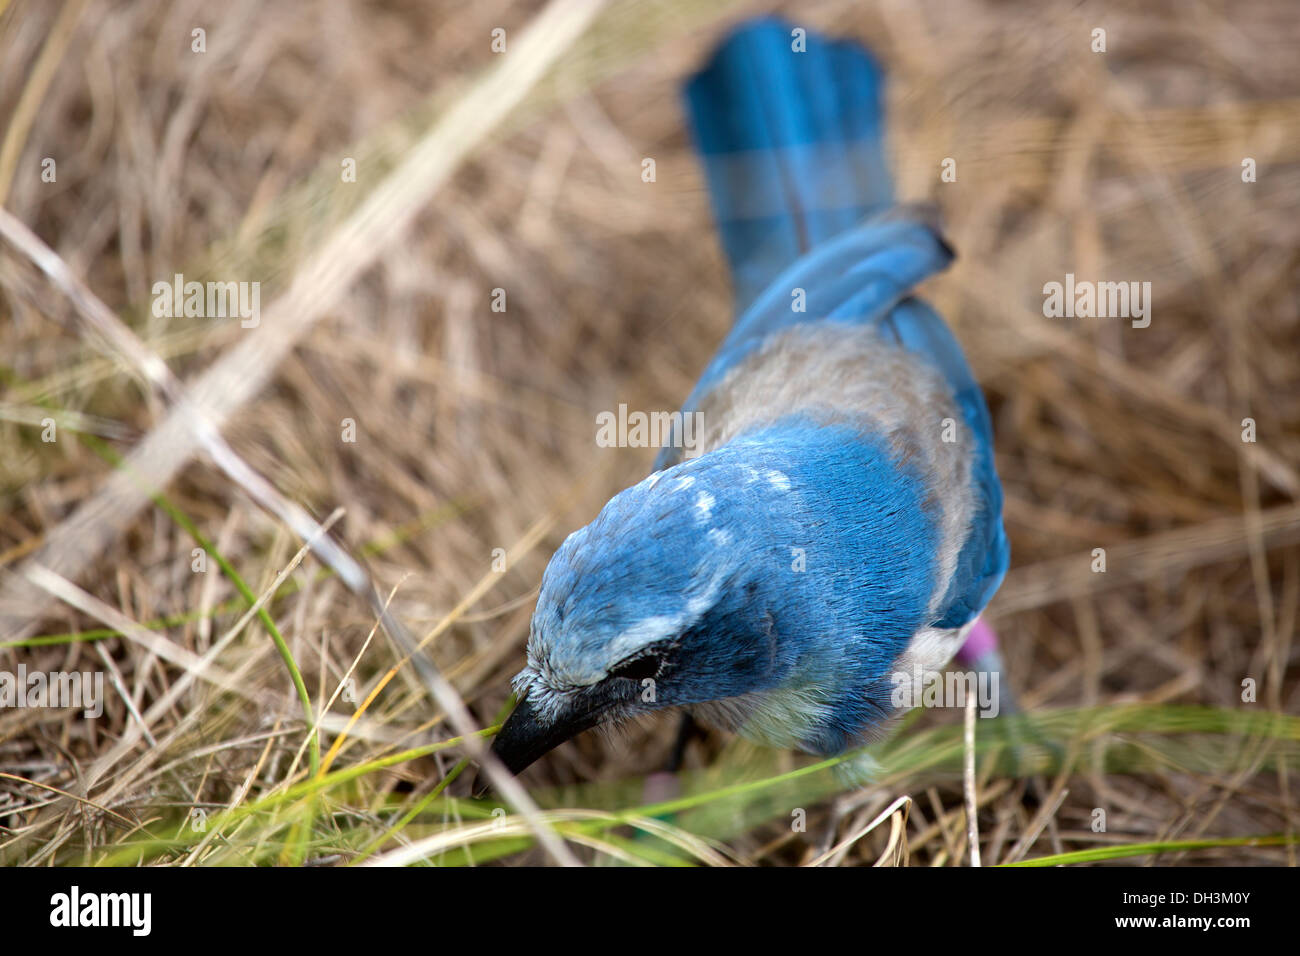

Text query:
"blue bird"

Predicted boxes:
[[486, 17, 1010, 784]]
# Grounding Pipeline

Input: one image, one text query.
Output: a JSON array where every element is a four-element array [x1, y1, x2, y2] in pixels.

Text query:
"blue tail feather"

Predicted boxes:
[[685, 17, 894, 314]]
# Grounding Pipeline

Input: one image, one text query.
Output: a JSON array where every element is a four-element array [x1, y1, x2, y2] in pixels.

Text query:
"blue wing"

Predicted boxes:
[[881, 297, 1009, 628]]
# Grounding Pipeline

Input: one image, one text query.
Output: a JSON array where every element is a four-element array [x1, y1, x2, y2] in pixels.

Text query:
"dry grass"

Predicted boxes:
[[1, 0, 1298, 866]]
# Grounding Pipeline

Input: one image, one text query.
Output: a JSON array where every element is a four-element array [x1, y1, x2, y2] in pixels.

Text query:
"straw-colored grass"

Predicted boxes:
[[1, 0, 1297, 866]]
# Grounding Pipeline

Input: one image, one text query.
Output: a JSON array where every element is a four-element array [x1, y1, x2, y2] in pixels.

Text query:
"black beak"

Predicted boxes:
[[473, 692, 604, 797]]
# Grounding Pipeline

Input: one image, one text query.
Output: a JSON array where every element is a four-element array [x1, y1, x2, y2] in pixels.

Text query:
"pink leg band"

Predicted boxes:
[[955, 617, 998, 666]]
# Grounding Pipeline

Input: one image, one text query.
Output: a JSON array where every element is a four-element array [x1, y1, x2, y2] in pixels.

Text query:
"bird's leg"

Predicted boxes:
[[954, 618, 1018, 718], [640, 713, 698, 806], [955, 619, 1061, 789], [665, 712, 699, 772]]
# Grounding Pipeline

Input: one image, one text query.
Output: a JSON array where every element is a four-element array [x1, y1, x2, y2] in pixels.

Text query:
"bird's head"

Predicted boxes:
[[487, 449, 799, 781]]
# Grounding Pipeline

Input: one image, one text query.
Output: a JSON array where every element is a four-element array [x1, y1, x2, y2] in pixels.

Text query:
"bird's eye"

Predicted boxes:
[[609, 653, 660, 682]]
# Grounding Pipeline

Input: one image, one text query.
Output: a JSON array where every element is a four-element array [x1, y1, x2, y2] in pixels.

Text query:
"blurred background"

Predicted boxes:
[[1, 0, 1298, 866]]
